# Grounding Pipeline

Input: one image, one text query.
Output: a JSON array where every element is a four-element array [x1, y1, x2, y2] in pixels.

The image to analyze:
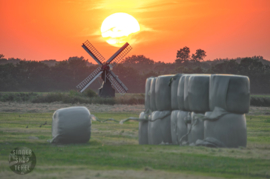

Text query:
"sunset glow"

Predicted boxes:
[[0, 0, 269, 62], [101, 13, 140, 47]]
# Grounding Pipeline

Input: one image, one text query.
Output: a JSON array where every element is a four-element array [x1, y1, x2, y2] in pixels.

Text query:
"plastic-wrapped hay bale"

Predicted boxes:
[[145, 77, 154, 110], [171, 74, 184, 110], [51, 106, 91, 144], [209, 74, 250, 114], [138, 112, 149, 145], [183, 75, 192, 111], [188, 75, 210, 113], [178, 75, 192, 111], [171, 110, 191, 145], [155, 74, 175, 111], [170, 110, 179, 144], [148, 111, 172, 145], [149, 78, 157, 111], [177, 76, 185, 110], [188, 112, 204, 145], [204, 110, 247, 148], [177, 110, 190, 144]]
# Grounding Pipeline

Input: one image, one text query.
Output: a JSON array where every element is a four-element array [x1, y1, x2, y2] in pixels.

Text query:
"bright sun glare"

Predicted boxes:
[[101, 13, 140, 47]]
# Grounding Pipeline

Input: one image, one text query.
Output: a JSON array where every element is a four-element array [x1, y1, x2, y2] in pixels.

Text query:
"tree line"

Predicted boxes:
[[1, 47, 270, 94]]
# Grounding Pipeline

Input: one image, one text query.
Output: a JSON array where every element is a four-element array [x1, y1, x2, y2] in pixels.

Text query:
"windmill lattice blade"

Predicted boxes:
[[76, 66, 102, 91], [107, 75, 125, 94], [107, 71, 128, 94], [82, 40, 106, 65], [106, 43, 132, 66]]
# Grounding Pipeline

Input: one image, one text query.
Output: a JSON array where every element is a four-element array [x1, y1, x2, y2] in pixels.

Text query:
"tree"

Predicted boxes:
[[0, 54, 4, 59], [68, 56, 88, 67], [176, 46, 190, 63], [122, 55, 154, 65], [192, 49, 206, 62]]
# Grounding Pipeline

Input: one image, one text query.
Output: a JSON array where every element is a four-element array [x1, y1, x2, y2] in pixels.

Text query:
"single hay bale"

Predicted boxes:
[[183, 75, 192, 111], [145, 77, 154, 110], [209, 74, 250, 114], [188, 75, 210, 113], [155, 75, 175, 111], [177, 75, 185, 110], [177, 111, 190, 144], [138, 112, 149, 145], [149, 78, 157, 111], [170, 110, 179, 145], [51, 106, 91, 144], [171, 74, 184, 110], [204, 110, 247, 148], [148, 111, 172, 145], [188, 112, 204, 144]]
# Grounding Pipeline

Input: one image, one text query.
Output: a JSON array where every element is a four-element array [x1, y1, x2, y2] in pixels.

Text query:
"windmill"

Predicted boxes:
[[76, 40, 132, 97]]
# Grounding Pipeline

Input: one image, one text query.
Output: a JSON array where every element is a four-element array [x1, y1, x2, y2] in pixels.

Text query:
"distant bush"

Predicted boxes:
[[83, 89, 98, 98], [1, 92, 270, 106], [68, 90, 81, 97], [250, 96, 270, 107], [115, 95, 144, 105], [0, 92, 38, 102]]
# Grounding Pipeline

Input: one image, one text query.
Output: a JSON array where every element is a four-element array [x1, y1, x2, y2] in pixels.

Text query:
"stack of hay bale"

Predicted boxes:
[[148, 75, 175, 145], [139, 73, 249, 148], [186, 74, 210, 145], [203, 74, 249, 147], [138, 77, 153, 144]]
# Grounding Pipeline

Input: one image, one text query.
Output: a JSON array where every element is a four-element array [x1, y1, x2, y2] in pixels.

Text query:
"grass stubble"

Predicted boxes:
[[0, 105, 269, 179]]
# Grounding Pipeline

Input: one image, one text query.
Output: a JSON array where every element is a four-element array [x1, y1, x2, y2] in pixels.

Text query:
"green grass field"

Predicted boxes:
[[0, 112, 270, 179]]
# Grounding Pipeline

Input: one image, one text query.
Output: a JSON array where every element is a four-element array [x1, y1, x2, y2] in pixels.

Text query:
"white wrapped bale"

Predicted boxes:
[[148, 111, 172, 145], [188, 75, 210, 113], [51, 106, 91, 144], [178, 75, 192, 111], [177, 76, 185, 110], [204, 111, 247, 148], [183, 75, 192, 111], [145, 77, 154, 110], [155, 75, 175, 111], [171, 74, 184, 110], [209, 74, 250, 114], [188, 112, 204, 145], [170, 110, 179, 145], [138, 112, 149, 145], [149, 78, 157, 111], [171, 110, 192, 145], [177, 110, 190, 144]]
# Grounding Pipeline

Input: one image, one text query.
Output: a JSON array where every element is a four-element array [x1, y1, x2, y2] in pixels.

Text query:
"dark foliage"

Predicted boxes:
[[0, 54, 270, 94], [83, 89, 98, 98]]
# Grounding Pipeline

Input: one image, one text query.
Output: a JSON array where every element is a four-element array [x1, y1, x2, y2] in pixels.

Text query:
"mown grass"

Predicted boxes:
[[0, 112, 270, 178]]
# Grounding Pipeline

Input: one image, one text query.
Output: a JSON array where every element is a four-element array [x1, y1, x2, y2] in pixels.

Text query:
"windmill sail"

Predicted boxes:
[[76, 40, 131, 96], [107, 71, 128, 94], [82, 40, 106, 65], [76, 67, 102, 92], [106, 42, 132, 66]]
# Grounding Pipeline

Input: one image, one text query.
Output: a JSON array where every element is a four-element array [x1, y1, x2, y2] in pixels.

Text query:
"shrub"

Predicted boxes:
[[250, 96, 270, 107], [68, 90, 81, 97], [0, 92, 38, 102], [83, 89, 98, 98], [32, 93, 64, 103]]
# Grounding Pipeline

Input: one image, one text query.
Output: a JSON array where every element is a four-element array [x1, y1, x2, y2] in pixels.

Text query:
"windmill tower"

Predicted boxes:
[[76, 40, 132, 97]]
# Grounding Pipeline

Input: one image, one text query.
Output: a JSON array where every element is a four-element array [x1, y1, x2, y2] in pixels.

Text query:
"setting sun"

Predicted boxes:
[[101, 13, 140, 47]]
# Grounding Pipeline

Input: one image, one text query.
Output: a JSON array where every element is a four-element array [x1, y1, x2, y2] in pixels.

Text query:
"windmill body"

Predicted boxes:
[[76, 40, 132, 97]]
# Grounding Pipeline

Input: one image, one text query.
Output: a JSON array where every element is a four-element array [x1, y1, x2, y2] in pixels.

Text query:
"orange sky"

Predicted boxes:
[[0, 0, 269, 63]]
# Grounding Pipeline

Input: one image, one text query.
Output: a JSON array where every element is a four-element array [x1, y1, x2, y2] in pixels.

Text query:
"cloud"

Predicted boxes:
[[87, 0, 180, 12]]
